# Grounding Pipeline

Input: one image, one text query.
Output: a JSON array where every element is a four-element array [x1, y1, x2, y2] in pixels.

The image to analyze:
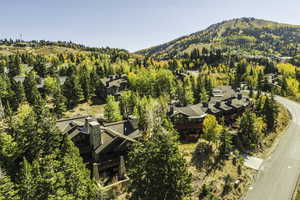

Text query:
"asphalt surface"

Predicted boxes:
[[245, 96, 300, 200]]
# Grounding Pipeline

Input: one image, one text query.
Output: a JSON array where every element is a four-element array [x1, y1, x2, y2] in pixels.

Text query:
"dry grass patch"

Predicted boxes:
[[63, 102, 105, 118]]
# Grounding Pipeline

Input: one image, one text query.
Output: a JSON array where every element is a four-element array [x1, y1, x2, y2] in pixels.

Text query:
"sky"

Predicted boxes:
[[0, 0, 299, 52]]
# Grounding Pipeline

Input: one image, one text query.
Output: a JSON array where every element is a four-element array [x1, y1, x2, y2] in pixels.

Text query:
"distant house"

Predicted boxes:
[[57, 115, 141, 183], [99, 74, 129, 100], [169, 86, 250, 141]]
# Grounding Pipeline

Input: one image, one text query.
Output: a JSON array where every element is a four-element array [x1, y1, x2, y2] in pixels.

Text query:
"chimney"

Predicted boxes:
[[88, 120, 102, 150], [170, 105, 174, 114], [118, 156, 126, 179], [106, 81, 109, 87], [237, 93, 243, 99], [202, 102, 208, 107], [227, 99, 232, 105], [92, 163, 100, 180], [216, 101, 221, 107], [85, 117, 93, 130]]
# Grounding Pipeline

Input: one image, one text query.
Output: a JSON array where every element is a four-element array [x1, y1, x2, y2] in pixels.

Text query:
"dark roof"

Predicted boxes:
[[210, 86, 236, 102], [95, 120, 140, 154], [56, 115, 91, 132], [57, 116, 140, 155], [172, 103, 207, 118], [100, 74, 128, 88]]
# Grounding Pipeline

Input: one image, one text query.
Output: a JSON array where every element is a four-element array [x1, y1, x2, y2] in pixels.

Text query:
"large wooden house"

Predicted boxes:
[[169, 86, 250, 141], [57, 115, 140, 183], [99, 74, 129, 100]]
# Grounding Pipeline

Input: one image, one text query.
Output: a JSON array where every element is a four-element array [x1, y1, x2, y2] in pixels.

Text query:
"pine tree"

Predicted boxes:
[[53, 90, 66, 117], [23, 72, 42, 106], [263, 95, 279, 131], [219, 129, 233, 157], [79, 65, 94, 101], [183, 77, 195, 105], [18, 158, 35, 200], [128, 132, 192, 200], [8, 55, 21, 77], [63, 74, 84, 108], [0, 168, 20, 200], [10, 80, 26, 111]]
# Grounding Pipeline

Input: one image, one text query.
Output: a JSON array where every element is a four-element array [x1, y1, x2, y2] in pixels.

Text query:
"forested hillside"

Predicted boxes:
[[137, 17, 300, 59], [0, 20, 299, 199]]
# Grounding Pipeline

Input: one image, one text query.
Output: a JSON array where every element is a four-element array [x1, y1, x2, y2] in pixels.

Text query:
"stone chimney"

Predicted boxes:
[[87, 119, 102, 150], [92, 163, 100, 180]]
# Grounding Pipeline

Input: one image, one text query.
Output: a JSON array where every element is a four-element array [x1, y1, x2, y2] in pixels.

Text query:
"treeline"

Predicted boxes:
[[0, 39, 130, 54]]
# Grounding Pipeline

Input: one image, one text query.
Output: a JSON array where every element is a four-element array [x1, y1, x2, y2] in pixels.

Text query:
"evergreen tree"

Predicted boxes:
[[18, 158, 35, 200], [33, 56, 47, 78], [219, 129, 233, 157], [10, 80, 26, 111], [8, 55, 21, 77], [52, 90, 67, 118], [128, 132, 192, 200], [79, 65, 94, 101], [263, 95, 279, 131], [63, 74, 84, 108], [0, 168, 20, 200], [23, 72, 42, 106]]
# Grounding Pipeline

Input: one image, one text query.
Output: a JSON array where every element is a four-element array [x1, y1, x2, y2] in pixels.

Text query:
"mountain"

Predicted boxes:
[[136, 17, 300, 58]]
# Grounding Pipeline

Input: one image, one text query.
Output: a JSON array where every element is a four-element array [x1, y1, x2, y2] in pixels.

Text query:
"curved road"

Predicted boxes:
[[245, 96, 300, 200]]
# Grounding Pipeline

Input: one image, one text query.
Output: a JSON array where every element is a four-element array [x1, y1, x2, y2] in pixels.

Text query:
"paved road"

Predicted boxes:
[[245, 96, 300, 200]]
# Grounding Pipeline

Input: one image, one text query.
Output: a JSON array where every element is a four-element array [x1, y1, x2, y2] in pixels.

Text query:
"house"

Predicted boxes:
[[210, 85, 236, 103], [169, 86, 250, 141], [57, 115, 141, 183], [169, 103, 207, 141], [99, 74, 129, 100]]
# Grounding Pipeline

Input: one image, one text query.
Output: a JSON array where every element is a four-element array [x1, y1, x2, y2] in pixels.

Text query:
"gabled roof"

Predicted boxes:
[[172, 103, 207, 118], [56, 115, 91, 132], [95, 120, 141, 154], [57, 115, 141, 156]]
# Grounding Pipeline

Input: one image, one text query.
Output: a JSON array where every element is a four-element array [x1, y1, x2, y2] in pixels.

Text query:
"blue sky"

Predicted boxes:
[[0, 0, 299, 52]]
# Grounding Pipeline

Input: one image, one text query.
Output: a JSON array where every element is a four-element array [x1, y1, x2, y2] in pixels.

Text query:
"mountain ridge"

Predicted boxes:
[[136, 17, 300, 58]]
